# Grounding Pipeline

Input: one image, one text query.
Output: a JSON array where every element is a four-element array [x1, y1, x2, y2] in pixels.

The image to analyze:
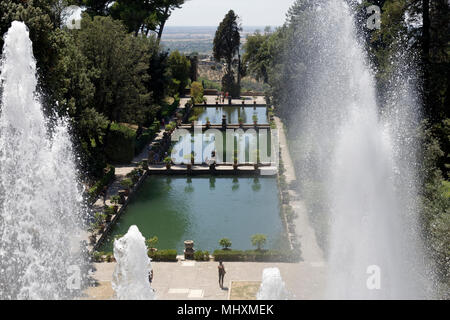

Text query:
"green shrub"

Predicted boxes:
[[212, 250, 245, 261], [121, 178, 133, 190], [126, 168, 143, 183], [194, 250, 210, 261], [110, 195, 120, 205], [104, 206, 115, 216], [164, 157, 172, 164], [105, 123, 136, 163], [148, 249, 177, 262], [135, 121, 160, 155], [93, 251, 108, 262], [87, 165, 115, 202]]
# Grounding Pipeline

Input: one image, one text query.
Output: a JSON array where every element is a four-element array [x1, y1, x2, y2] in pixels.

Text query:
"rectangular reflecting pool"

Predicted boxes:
[[170, 130, 273, 164], [193, 106, 268, 124], [99, 176, 286, 253]]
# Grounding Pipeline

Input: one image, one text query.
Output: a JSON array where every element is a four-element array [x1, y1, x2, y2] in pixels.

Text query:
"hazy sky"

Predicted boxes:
[[166, 0, 296, 27]]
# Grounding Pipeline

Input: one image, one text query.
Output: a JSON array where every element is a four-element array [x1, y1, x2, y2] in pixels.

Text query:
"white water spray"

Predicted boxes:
[[112, 225, 155, 300], [286, 1, 433, 298], [257, 268, 288, 300], [0, 21, 85, 299]]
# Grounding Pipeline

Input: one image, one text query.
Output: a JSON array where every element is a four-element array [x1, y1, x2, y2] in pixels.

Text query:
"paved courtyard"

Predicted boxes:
[[84, 260, 326, 300]]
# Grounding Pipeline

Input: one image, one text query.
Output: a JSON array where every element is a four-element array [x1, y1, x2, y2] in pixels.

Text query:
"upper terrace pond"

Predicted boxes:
[[193, 106, 268, 124], [99, 176, 286, 253]]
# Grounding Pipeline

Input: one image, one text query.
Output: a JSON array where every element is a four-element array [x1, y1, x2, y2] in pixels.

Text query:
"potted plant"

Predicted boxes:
[[205, 117, 211, 128], [238, 117, 244, 127], [140, 160, 148, 171], [189, 115, 197, 128], [164, 156, 172, 169], [94, 212, 107, 235], [241, 97, 245, 105], [121, 178, 133, 196], [146, 236, 159, 252], [110, 195, 120, 213], [215, 97, 219, 105], [203, 97, 207, 105], [252, 114, 258, 126], [253, 95, 257, 105], [219, 238, 232, 250], [251, 234, 267, 251]]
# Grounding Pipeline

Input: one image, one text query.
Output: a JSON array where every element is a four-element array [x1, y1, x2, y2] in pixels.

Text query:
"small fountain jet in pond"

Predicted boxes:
[[256, 268, 288, 300], [112, 225, 155, 300]]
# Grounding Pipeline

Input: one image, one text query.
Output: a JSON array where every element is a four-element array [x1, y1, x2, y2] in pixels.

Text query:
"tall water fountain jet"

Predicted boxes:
[[285, 1, 433, 298], [112, 225, 155, 300], [0, 22, 86, 299], [257, 268, 288, 300]]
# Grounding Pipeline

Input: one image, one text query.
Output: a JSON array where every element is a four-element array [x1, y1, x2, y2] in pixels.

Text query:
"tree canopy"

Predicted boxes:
[[213, 10, 242, 97]]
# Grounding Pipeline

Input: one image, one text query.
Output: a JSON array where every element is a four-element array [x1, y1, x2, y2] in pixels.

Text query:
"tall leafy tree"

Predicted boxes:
[[80, 0, 185, 39], [167, 50, 191, 96], [75, 15, 151, 126], [213, 10, 241, 97]]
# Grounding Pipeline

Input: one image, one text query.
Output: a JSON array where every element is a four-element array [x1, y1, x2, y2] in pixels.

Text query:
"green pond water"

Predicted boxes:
[[193, 106, 268, 124], [100, 176, 286, 253]]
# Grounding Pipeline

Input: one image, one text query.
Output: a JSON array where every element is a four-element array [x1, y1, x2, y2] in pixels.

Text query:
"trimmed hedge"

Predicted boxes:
[[148, 249, 177, 262], [105, 123, 136, 164], [135, 120, 160, 155], [213, 249, 300, 262], [87, 165, 115, 203], [194, 250, 210, 261]]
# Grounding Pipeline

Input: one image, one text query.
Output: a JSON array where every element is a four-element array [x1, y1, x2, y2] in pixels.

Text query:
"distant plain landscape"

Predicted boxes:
[[161, 26, 272, 54]]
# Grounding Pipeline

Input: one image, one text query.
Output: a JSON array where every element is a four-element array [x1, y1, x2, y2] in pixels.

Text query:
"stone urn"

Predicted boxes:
[[184, 240, 195, 260]]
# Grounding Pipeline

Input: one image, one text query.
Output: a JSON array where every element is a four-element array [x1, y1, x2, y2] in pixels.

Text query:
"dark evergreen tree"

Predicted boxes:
[[213, 10, 242, 97]]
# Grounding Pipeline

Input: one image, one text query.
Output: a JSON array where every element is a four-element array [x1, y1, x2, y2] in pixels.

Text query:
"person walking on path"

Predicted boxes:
[[218, 261, 226, 289], [101, 186, 108, 205]]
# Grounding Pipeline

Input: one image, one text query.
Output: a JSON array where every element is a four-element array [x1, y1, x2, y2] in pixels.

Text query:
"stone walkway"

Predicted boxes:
[[84, 260, 326, 300], [274, 117, 324, 263]]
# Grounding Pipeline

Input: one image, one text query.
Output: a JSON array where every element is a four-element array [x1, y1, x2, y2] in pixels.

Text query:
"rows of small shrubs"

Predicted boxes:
[[126, 168, 144, 184], [87, 165, 116, 203], [212, 249, 300, 262], [148, 249, 177, 262], [135, 120, 160, 155]]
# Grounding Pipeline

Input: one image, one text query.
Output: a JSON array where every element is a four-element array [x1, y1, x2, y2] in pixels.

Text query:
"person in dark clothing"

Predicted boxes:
[[101, 186, 107, 205], [218, 261, 226, 289]]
